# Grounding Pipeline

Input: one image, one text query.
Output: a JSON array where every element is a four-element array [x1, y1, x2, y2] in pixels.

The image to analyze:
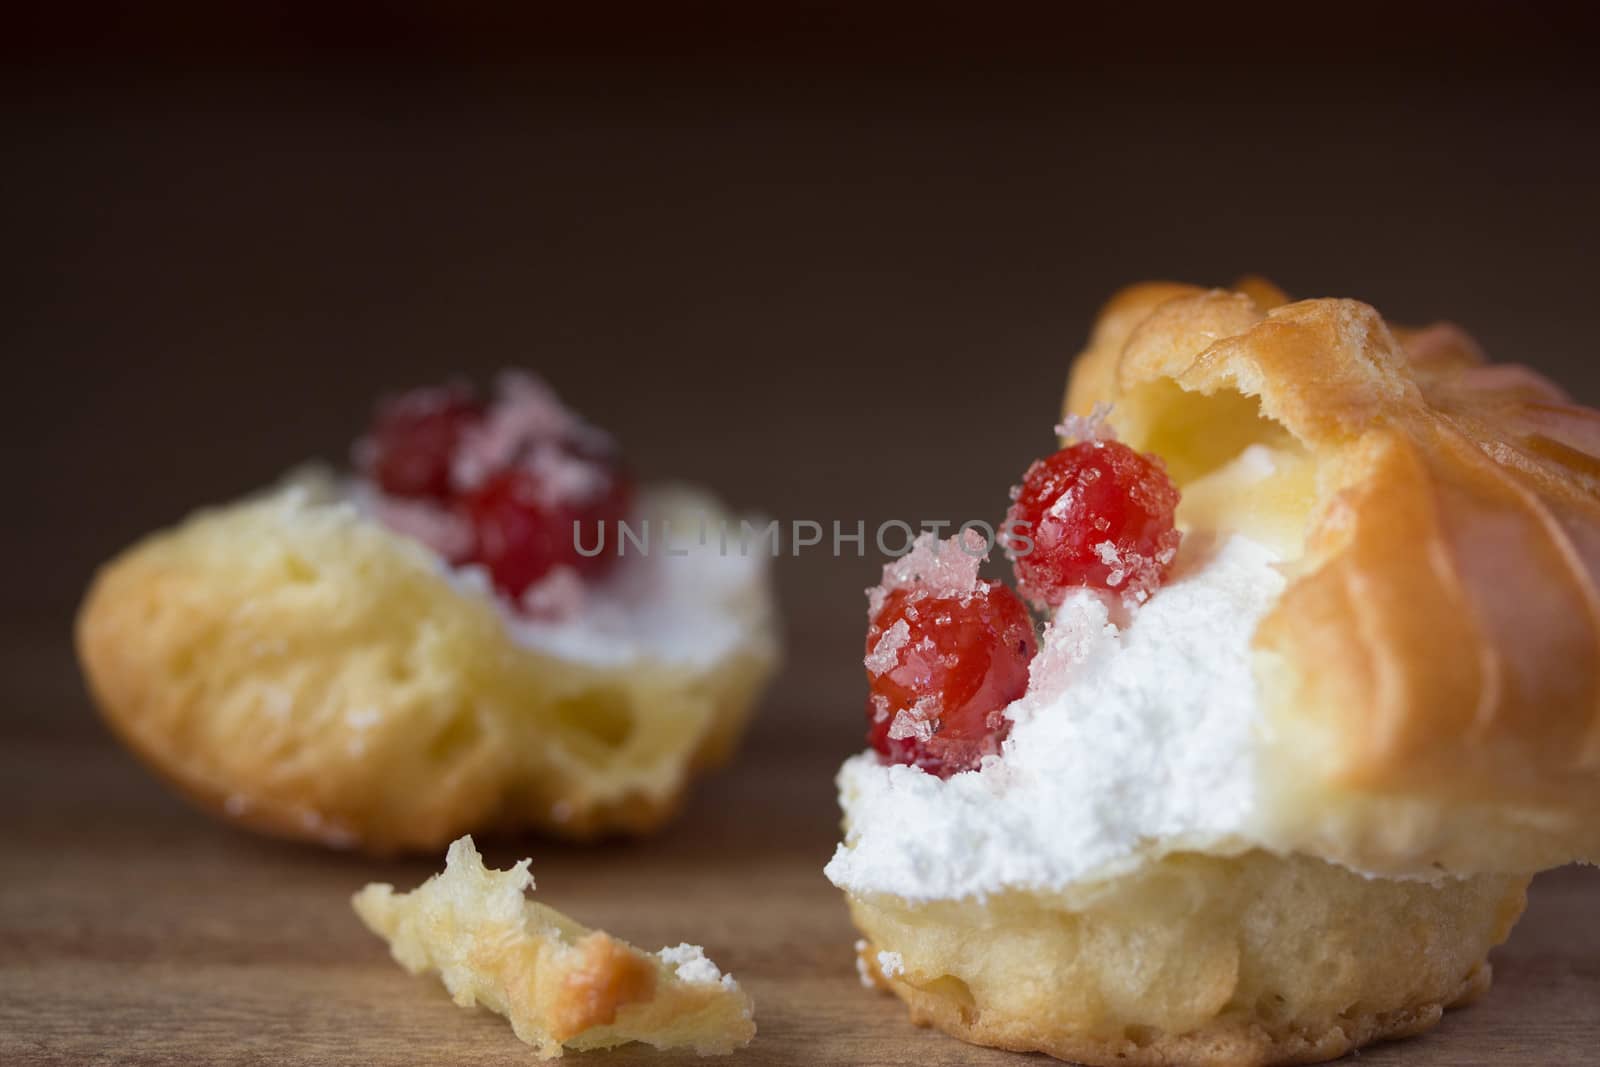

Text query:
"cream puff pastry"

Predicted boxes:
[[77, 374, 778, 852], [827, 280, 1600, 1066], [354, 836, 755, 1057]]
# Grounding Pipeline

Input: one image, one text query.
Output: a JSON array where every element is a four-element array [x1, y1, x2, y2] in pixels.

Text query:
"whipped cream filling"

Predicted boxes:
[[346, 480, 771, 671], [824, 533, 1286, 902]]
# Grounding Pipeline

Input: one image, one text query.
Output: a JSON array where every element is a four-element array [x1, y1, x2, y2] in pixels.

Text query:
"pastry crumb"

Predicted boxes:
[[853, 939, 876, 989], [353, 836, 755, 1058]]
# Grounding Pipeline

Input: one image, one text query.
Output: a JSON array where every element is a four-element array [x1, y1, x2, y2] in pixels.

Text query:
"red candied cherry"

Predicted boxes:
[[464, 449, 634, 599], [362, 384, 483, 500], [1005, 438, 1181, 606], [865, 581, 1037, 777]]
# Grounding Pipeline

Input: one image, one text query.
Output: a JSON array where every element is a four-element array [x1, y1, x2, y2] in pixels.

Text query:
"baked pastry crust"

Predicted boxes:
[[1066, 281, 1600, 875], [76, 473, 777, 853], [353, 836, 755, 1057], [851, 850, 1525, 1067], [836, 280, 1594, 1067]]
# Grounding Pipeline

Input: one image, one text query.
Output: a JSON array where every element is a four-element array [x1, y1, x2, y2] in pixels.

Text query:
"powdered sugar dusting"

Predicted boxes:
[[826, 534, 1285, 901], [449, 371, 618, 503], [1093, 541, 1126, 588], [453, 372, 580, 490], [887, 694, 942, 741], [524, 444, 609, 507], [657, 943, 734, 988], [864, 619, 911, 676], [357, 371, 620, 565], [867, 531, 986, 617], [1055, 402, 1116, 444], [1046, 488, 1079, 521]]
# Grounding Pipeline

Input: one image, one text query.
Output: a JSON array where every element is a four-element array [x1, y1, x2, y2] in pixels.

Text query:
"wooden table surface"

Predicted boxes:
[[3, 679, 1596, 1066]]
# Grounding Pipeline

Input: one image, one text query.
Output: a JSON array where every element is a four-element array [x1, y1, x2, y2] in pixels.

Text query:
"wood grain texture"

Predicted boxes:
[[1, 725, 1596, 1066]]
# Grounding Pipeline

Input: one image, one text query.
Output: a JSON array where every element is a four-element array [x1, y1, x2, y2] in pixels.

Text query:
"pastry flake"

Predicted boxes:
[[353, 836, 755, 1058]]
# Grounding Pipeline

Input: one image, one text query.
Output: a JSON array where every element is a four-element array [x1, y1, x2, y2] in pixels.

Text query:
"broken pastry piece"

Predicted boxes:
[[76, 373, 778, 852], [353, 836, 755, 1058]]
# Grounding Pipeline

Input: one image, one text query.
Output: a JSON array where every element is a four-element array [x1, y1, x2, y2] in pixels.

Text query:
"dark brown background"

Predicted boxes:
[[4, 6, 1599, 1064]]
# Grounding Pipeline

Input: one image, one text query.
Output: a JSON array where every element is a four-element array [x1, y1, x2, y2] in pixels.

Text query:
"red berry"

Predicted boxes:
[[364, 385, 483, 500], [1006, 439, 1181, 606], [464, 450, 633, 600], [865, 580, 1037, 777]]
